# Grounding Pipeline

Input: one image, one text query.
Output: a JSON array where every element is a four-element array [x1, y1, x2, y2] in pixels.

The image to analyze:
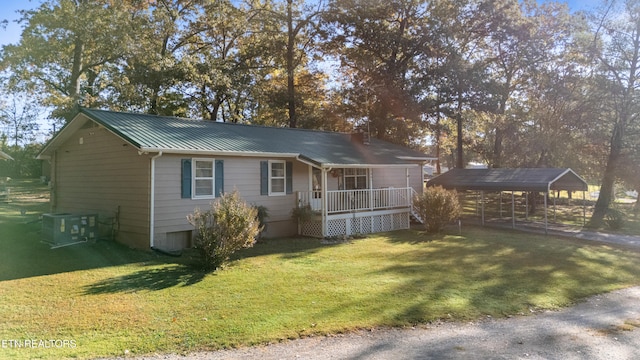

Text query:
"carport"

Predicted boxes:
[[427, 168, 589, 233]]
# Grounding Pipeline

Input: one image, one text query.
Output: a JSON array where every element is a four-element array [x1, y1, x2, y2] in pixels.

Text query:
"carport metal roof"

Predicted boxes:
[[426, 168, 588, 192]]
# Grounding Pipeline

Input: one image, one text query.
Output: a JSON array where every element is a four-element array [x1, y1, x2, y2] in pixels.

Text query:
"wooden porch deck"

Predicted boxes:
[[296, 187, 422, 238]]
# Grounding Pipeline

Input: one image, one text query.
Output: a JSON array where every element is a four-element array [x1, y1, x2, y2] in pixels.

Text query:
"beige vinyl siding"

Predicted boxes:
[[52, 124, 150, 249], [153, 155, 307, 243], [372, 165, 423, 192], [325, 171, 341, 191]]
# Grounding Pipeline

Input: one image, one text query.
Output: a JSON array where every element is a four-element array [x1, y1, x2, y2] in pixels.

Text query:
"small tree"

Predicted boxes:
[[187, 191, 261, 270], [414, 186, 461, 233]]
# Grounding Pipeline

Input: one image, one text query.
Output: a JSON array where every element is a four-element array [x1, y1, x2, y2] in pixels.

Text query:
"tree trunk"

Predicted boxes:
[[435, 108, 442, 174], [589, 124, 623, 227], [492, 127, 503, 168], [69, 36, 84, 107], [286, 0, 297, 128], [456, 90, 464, 169]]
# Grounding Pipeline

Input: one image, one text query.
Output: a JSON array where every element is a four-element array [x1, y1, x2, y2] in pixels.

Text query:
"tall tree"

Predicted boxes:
[[417, 0, 497, 168], [587, 0, 640, 226], [322, 0, 432, 145], [477, 0, 572, 168], [178, 0, 258, 122], [0, 0, 141, 122], [246, 0, 325, 128], [113, 0, 207, 116]]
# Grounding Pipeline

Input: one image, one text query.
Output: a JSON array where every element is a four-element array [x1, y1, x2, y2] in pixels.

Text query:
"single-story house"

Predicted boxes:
[[37, 108, 432, 250]]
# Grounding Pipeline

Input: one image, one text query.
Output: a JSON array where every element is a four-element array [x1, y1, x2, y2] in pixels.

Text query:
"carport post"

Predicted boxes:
[[511, 191, 515, 229], [481, 191, 485, 226], [583, 190, 586, 226], [553, 191, 557, 222], [544, 191, 548, 234]]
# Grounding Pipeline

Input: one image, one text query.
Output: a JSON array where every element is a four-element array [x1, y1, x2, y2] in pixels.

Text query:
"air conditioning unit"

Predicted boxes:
[[42, 213, 98, 248]]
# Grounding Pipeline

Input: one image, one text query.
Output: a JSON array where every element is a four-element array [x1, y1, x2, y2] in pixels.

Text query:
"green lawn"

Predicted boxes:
[[2, 179, 640, 359]]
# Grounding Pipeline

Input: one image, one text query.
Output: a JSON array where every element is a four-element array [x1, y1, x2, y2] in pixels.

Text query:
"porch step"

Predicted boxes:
[[410, 209, 424, 224]]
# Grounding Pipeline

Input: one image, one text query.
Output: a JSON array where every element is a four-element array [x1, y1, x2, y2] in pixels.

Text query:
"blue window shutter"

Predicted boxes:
[[181, 159, 192, 198], [260, 161, 268, 195], [215, 160, 224, 197], [286, 161, 293, 194]]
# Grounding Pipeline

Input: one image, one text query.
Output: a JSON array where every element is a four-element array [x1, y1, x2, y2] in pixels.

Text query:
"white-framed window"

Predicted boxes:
[[344, 168, 368, 190], [193, 158, 215, 198], [269, 160, 286, 196]]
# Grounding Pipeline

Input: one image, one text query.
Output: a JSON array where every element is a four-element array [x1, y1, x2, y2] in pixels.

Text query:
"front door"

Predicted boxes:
[[310, 167, 322, 210]]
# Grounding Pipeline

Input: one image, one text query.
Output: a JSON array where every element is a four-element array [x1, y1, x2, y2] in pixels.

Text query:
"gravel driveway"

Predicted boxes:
[[126, 286, 640, 360]]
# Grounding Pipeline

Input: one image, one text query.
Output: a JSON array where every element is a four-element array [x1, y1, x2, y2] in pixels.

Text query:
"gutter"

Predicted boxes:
[[138, 147, 301, 159], [322, 163, 421, 169], [396, 156, 437, 161], [295, 154, 320, 168], [149, 151, 163, 248]]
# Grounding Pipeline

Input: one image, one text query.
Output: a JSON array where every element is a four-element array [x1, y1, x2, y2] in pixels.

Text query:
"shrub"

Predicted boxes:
[[291, 203, 315, 223], [187, 191, 262, 270], [253, 205, 269, 240], [604, 208, 625, 230], [414, 186, 461, 233]]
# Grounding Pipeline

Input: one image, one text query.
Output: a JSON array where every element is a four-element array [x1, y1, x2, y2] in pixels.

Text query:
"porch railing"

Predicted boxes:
[[297, 187, 413, 215]]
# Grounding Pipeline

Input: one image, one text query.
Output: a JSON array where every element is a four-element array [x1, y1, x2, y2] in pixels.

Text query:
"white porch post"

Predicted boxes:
[[368, 168, 374, 210], [583, 190, 586, 226], [321, 168, 329, 238]]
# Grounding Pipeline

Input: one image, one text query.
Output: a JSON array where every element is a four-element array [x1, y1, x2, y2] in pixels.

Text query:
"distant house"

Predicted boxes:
[[0, 150, 12, 201], [37, 108, 432, 250], [0, 150, 13, 161]]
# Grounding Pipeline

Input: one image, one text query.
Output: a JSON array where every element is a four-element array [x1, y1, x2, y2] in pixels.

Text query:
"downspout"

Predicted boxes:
[[51, 150, 58, 212], [406, 167, 410, 188], [149, 151, 163, 248], [406, 167, 411, 209]]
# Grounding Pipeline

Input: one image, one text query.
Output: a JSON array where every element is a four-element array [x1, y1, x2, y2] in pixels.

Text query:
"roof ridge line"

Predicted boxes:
[[80, 107, 352, 136]]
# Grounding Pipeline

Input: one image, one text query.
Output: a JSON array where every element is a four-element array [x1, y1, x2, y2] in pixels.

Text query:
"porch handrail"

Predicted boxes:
[[297, 187, 413, 214]]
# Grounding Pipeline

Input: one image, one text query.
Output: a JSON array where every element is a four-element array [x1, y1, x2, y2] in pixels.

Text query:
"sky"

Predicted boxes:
[[1, 1, 35, 46], [0, 0, 603, 48]]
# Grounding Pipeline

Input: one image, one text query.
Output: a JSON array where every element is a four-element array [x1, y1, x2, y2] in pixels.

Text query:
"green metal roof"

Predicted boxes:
[[39, 108, 431, 167]]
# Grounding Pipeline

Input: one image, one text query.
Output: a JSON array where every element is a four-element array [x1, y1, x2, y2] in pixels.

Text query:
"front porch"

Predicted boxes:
[[296, 187, 421, 238]]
